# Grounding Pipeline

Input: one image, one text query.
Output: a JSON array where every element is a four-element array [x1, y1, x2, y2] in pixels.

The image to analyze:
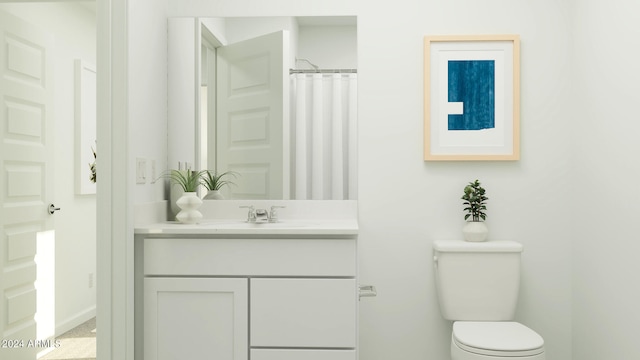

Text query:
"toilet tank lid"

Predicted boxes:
[[433, 240, 523, 253]]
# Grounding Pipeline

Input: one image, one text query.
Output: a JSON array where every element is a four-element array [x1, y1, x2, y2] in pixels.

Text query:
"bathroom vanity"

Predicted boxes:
[[134, 211, 359, 360]]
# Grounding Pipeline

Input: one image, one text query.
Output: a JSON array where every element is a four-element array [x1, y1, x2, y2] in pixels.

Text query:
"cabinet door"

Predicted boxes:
[[251, 278, 356, 348], [144, 278, 248, 360]]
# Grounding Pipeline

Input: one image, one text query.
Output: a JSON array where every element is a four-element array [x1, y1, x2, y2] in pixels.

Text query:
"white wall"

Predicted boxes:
[[573, 1, 640, 359], [0, 2, 97, 333], [357, 2, 573, 359], [158, 1, 574, 360], [129, 0, 169, 205], [297, 24, 357, 69]]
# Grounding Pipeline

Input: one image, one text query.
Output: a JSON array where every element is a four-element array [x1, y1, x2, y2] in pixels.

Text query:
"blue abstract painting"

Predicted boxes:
[[448, 60, 495, 131]]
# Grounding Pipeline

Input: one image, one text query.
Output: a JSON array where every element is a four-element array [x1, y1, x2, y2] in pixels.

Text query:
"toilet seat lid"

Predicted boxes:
[[453, 322, 544, 357]]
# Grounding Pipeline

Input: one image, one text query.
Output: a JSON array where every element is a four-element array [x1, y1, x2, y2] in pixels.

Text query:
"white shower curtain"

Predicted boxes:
[[290, 72, 358, 200]]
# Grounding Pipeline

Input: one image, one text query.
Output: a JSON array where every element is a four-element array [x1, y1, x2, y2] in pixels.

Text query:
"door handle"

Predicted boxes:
[[48, 204, 61, 214]]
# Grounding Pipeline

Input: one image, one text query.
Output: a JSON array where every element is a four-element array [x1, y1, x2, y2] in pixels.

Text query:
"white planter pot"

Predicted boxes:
[[175, 192, 203, 224], [462, 221, 488, 242], [203, 190, 225, 200], [169, 186, 183, 218]]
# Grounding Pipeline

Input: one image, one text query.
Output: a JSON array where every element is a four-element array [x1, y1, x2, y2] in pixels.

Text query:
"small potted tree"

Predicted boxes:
[[201, 170, 238, 200], [461, 179, 489, 242]]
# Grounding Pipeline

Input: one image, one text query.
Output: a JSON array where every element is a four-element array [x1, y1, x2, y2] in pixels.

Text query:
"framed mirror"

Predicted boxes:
[[168, 16, 357, 200]]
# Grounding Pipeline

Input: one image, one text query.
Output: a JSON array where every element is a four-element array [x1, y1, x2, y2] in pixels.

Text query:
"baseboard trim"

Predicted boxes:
[[56, 306, 96, 336]]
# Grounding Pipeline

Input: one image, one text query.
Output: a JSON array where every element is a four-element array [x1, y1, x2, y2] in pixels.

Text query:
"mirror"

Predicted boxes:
[[168, 16, 358, 200]]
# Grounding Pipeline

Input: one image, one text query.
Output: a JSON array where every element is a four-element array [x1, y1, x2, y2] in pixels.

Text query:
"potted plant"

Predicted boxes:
[[165, 169, 205, 224], [201, 170, 238, 200], [166, 169, 205, 192], [461, 179, 489, 242]]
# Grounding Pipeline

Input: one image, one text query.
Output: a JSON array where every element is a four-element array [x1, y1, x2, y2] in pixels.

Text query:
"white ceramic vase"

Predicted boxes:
[[203, 190, 225, 200], [175, 192, 203, 224], [462, 221, 489, 242], [169, 186, 183, 218]]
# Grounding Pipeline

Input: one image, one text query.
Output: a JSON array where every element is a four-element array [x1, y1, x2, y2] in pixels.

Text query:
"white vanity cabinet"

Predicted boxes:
[[135, 226, 358, 360]]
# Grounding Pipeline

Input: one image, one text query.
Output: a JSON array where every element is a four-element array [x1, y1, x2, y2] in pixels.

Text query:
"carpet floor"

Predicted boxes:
[[39, 317, 96, 360]]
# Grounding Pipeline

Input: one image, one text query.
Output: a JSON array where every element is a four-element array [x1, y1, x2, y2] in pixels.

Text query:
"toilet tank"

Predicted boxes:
[[432, 240, 523, 321]]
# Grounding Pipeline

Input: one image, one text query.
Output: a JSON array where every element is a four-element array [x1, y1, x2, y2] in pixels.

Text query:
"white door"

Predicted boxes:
[[0, 9, 54, 360], [144, 278, 249, 360], [216, 30, 289, 199]]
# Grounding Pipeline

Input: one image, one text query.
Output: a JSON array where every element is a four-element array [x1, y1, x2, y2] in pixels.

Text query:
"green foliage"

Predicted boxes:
[[461, 179, 488, 222], [165, 169, 205, 193], [201, 170, 238, 191], [89, 146, 96, 183]]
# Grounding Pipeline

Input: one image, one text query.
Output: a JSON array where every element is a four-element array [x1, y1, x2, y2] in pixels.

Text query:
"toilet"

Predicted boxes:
[[433, 240, 545, 360]]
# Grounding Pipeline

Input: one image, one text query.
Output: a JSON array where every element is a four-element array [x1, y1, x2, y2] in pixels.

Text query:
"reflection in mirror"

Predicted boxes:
[[197, 16, 357, 200]]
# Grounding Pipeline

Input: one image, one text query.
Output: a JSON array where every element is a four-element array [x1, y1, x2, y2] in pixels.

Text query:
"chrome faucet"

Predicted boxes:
[[240, 205, 286, 223], [255, 208, 269, 222], [268, 205, 286, 223], [239, 205, 256, 223]]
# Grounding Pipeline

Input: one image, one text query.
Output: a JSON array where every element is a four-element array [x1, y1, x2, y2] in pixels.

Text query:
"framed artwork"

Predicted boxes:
[[75, 59, 97, 194], [424, 35, 520, 161]]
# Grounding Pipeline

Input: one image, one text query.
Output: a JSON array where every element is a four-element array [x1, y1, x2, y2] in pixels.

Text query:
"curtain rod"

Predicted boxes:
[[290, 69, 357, 74]]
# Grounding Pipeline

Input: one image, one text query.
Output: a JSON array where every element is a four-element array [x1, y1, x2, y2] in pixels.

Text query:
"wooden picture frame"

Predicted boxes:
[[424, 35, 520, 161]]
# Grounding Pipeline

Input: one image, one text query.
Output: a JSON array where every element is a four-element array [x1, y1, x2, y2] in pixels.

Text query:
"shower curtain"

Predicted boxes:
[[290, 72, 358, 200]]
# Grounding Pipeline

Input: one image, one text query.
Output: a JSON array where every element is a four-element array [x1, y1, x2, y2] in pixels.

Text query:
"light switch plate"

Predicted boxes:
[[136, 158, 147, 184], [150, 159, 156, 181]]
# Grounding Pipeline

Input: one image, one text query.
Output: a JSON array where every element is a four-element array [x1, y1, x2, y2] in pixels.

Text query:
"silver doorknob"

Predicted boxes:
[[48, 204, 61, 214]]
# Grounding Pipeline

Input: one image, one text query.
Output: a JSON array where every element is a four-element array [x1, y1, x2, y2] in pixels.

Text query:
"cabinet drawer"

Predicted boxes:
[[143, 238, 356, 276], [251, 349, 356, 360], [251, 279, 356, 348]]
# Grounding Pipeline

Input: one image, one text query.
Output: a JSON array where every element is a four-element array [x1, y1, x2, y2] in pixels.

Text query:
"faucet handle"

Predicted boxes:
[[239, 205, 256, 222], [269, 206, 286, 223]]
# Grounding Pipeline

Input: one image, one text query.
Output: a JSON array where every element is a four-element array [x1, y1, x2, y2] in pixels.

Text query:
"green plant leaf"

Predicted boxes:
[[161, 169, 206, 192], [202, 170, 239, 191], [461, 179, 488, 221]]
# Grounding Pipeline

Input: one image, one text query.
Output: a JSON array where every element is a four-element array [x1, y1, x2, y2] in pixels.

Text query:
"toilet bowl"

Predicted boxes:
[[451, 322, 544, 360]]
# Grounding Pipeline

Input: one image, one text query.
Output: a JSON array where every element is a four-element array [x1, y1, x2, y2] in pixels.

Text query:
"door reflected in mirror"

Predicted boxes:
[[171, 16, 357, 200]]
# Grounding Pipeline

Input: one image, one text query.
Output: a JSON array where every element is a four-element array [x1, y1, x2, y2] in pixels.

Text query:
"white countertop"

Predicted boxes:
[[135, 219, 359, 236]]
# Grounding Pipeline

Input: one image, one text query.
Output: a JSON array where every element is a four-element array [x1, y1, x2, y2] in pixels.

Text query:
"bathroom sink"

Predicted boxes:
[[198, 220, 318, 229]]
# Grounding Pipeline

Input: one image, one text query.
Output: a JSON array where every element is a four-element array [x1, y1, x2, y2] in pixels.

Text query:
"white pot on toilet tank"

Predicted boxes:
[[462, 221, 488, 242]]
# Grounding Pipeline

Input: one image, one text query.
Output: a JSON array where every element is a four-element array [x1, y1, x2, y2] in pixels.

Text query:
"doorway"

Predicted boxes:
[[0, 2, 97, 359]]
